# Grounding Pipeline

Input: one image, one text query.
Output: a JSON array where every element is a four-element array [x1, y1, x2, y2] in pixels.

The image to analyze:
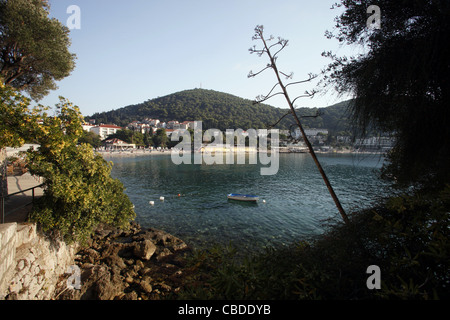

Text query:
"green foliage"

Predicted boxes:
[[0, 80, 33, 148], [27, 98, 135, 243], [179, 187, 449, 300], [78, 130, 102, 149], [86, 89, 354, 134], [323, 0, 450, 188], [0, 0, 76, 100], [152, 128, 168, 148]]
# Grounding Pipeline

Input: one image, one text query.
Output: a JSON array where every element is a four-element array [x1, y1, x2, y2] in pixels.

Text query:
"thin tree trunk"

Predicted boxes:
[[260, 35, 350, 225]]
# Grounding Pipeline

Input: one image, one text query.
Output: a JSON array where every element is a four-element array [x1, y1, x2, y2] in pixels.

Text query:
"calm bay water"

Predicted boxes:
[[108, 153, 389, 253]]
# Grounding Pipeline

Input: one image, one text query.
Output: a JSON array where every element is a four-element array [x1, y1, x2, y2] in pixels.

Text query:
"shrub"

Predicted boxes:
[[27, 99, 135, 243]]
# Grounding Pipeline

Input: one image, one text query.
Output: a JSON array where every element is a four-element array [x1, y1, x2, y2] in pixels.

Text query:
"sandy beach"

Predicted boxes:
[[96, 149, 171, 158]]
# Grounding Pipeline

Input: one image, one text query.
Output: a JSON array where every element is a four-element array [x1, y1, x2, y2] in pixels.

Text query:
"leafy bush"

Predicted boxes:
[[27, 99, 135, 243], [0, 81, 32, 149]]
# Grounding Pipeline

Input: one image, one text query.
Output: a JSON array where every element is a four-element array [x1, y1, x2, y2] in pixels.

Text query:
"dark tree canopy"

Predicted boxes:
[[0, 0, 76, 100], [86, 88, 354, 135], [323, 0, 450, 188]]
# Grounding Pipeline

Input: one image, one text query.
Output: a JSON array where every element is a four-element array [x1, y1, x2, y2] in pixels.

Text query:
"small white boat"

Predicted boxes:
[[227, 193, 259, 202]]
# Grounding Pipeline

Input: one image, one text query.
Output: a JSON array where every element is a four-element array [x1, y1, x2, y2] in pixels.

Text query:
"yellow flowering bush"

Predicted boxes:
[[1, 83, 135, 243], [27, 98, 136, 243]]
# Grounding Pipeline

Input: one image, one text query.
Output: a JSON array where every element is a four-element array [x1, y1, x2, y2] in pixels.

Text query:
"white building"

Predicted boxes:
[[82, 124, 95, 132], [91, 124, 122, 140], [304, 128, 329, 136], [292, 128, 329, 140], [167, 121, 179, 129], [181, 121, 198, 130], [147, 119, 160, 126]]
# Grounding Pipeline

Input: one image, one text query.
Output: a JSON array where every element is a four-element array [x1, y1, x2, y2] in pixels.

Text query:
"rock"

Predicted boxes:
[[173, 242, 188, 251], [136, 260, 144, 269], [79, 265, 125, 300], [133, 240, 156, 261], [104, 255, 126, 269], [94, 275, 116, 300], [54, 223, 191, 300], [83, 248, 100, 264], [125, 276, 134, 284], [123, 291, 138, 300], [139, 280, 153, 294], [139, 267, 152, 276], [157, 248, 173, 261]]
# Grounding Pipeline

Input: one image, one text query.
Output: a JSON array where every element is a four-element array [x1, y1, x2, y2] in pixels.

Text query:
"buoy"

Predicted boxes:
[[149, 201, 154, 205], [262, 200, 266, 203], [178, 193, 181, 197], [160, 196, 165, 201]]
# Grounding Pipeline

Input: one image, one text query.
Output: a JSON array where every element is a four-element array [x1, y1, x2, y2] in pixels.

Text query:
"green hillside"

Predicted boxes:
[[86, 89, 353, 134]]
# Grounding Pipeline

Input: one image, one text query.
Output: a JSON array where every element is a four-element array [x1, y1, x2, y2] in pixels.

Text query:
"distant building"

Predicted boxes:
[[82, 124, 95, 132], [176, 122, 189, 130], [127, 121, 152, 134], [165, 129, 175, 137], [337, 136, 352, 144], [181, 121, 198, 130], [292, 128, 329, 139], [304, 128, 329, 136], [167, 121, 179, 129], [91, 124, 122, 140], [127, 121, 141, 131], [147, 119, 160, 126], [104, 138, 136, 150], [354, 136, 394, 151]]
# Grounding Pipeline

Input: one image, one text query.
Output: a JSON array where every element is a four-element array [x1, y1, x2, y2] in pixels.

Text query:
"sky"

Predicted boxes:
[[39, 0, 358, 116]]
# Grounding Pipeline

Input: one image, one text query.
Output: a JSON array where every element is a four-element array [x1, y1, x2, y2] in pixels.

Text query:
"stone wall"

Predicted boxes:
[[0, 222, 77, 300]]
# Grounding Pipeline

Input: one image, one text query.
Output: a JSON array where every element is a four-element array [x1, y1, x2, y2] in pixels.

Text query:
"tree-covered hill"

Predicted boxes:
[[86, 89, 353, 134]]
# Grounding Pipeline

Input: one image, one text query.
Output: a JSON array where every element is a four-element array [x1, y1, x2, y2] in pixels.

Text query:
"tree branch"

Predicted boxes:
[[247, 64, 272, 78], [285, 73, 318, 88], [267, 109, 293, 129], [248, 25, 349, 224], [291, 89, 317, 105], [254, 92, 284, 104]]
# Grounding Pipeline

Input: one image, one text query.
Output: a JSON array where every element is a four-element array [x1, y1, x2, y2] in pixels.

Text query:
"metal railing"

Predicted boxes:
[[1, 183, 44, 224]]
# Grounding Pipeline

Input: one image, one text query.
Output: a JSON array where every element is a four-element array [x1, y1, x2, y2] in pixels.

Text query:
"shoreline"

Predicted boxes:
[[97, 150, 170, 158], [96, 149, 386, 158]]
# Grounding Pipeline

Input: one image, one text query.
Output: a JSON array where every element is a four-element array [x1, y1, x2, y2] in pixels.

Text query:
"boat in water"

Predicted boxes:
[[227, 193, 259, 202]]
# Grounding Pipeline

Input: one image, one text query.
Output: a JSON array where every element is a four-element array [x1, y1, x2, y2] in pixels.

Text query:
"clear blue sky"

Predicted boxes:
[[40, 0, 357, 116]]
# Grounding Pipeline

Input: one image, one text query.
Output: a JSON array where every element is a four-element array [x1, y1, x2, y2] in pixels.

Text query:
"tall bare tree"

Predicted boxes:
[[248, 25, 349, 224]]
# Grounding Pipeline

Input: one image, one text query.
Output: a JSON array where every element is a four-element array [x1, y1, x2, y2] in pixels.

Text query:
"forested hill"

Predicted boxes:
[[86, 89, 354, 134]]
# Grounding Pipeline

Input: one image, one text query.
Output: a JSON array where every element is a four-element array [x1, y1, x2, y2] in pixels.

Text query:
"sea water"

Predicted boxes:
[[109, 153, 390, 253]]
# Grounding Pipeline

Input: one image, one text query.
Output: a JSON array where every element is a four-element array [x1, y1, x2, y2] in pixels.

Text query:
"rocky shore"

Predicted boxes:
[[54, 222, 192, 300]]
